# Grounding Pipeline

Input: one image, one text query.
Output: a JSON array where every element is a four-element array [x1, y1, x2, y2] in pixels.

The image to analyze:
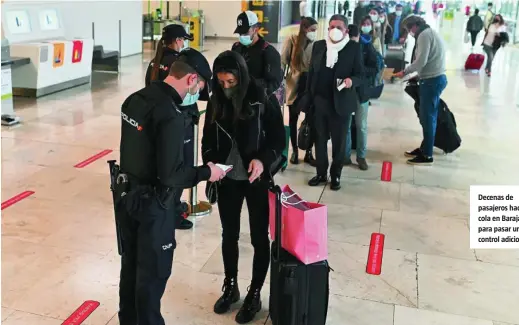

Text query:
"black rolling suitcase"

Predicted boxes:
[[268, 185, 331, 325], [350, 114, 357, 151]]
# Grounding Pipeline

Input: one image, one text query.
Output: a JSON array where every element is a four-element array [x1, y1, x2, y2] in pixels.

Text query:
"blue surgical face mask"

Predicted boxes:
[[239, 35, 253, 46], [181, 82, 200, 106], [361, 25, 372, 34]]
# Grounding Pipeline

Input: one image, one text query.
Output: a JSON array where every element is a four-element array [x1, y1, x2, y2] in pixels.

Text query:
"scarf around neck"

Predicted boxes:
[[325, 36, 348, 68]]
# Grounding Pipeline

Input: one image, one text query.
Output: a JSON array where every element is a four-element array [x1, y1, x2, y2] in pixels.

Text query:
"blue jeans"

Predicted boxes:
[[419, 75, 448, 157], [345, 101, 369, 159]]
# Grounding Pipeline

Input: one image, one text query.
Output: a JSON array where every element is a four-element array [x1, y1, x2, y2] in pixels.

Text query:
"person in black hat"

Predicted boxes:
[[202, 50, 285, 324], [231, 11, 282, 107], [117, 48, 227, 325], [145, 24, 205, 231]]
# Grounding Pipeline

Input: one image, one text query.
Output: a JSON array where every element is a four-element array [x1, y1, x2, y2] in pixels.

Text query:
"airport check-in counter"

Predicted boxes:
[[10, 39, 94, 97], [1, 6, 94, 98]]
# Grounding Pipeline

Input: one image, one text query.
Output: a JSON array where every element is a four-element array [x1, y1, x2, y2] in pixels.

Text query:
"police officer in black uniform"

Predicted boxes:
[[145, 24, 209, 230], [231, 11, 283, 105], [117, 48, 227, 325]]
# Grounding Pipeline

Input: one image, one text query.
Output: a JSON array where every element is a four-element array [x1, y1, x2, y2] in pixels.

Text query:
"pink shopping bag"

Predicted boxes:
[[268, 185, 328, 264]]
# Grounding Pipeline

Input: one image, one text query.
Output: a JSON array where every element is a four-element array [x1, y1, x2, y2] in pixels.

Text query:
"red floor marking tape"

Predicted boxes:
[[61, 300, 100, 325], [1, 191, 35, 210], [74, 149, 113, 168], [381, 161, 392, 182], [366, 233, 385, 275]]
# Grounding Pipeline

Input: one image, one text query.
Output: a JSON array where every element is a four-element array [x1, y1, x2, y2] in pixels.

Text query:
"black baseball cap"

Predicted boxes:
[[177, 48, 212, 100], [234, 11, 259, 35], [162, 24, 194, 41]]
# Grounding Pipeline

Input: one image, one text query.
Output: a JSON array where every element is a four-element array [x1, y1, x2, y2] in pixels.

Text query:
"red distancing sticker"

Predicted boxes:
[[74, 149, 113, 168], [381, 161, 392, 182], [1, 191, 35, 210], [62, 300, 100, 325], [366, 233, 385, 275]]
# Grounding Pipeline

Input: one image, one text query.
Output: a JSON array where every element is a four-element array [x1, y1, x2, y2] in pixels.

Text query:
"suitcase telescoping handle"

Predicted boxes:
[[271, 184, 283, 259]]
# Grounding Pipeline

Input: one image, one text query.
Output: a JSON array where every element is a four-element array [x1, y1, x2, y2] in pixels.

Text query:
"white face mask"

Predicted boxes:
[[395, 10, 403, 16], [370, 14, 379, 22], [306, 31, 317, 41], [379, 17, 386, 23], [328, 28, 344, 42]]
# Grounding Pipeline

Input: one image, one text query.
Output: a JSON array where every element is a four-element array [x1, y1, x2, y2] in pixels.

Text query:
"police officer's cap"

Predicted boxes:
[[177, 48, 212, 82], [162, 24, 194, 41]]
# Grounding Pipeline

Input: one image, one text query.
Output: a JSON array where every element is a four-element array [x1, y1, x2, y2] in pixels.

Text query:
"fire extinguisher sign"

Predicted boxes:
[[72, 40, 83, 64]]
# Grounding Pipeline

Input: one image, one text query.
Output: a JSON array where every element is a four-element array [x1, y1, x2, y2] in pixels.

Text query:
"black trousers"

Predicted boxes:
[[313, 95, 349, 177], [217, 178, 270, 288], [288, 104, 314, 153], [470, 31, 479, 46], [172, 123, 195, 220], [118, 193, 176, 325]]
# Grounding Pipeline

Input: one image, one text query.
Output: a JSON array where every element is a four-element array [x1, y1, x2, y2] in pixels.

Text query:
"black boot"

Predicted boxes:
[[304, 150, 317, 166], [214, 277, 240, 314], [235, 286, 262, 324]]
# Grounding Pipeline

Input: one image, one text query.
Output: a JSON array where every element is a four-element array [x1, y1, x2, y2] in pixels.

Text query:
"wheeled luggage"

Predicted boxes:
[[269, 185, 330, 325], [464, 53, 484, 70], [350, 114, 357, 151], [404, 83, 462, 154]]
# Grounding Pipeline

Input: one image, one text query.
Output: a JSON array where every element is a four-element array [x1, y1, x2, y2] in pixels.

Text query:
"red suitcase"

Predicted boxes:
[[465, 54, 485, 70]]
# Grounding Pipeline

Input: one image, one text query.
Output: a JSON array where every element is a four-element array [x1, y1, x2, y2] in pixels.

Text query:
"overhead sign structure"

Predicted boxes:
[[247, 0, 279, 43], [53, 42, 65, 68]]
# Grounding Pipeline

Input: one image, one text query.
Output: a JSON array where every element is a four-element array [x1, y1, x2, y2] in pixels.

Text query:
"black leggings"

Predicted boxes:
[[217, 178, 270, 288], [288, 105, 313, 153]]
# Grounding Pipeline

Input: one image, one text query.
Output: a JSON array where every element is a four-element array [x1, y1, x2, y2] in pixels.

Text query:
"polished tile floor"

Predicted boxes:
[[2, 14, 519, 325]]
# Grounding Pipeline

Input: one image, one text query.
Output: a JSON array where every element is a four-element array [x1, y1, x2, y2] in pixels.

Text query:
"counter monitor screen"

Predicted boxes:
[[39, 9, 60, 31], [5, 10, 32, 35]]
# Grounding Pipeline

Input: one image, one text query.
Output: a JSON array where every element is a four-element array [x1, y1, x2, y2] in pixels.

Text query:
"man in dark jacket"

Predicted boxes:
[[353, 0, 371, 26], [305, 14, 364, 191], [231, 11, 283, 102], [387, 4, 408, 44], [466, 9, 484, 47]]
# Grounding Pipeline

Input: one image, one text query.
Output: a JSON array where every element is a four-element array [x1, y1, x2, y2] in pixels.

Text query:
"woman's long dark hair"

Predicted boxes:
[[493, 14, 504, 25], [150, 35, 174, 82], [211, 51, 252, 124], [292, 17, 318, 70]]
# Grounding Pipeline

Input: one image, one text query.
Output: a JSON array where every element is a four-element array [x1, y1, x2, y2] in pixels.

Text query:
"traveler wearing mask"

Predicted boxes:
[[118, 48, 227, 325], [394, 15, 447, 165], [144, 23, 205, 231], [281, 16, 318, 166], [354, 0, 372, 26], [368, 8, 383, 53], [388, 4, 408, 44], [202, 51, 285, 324], [378, 9, 394, 56], [482, 14, 506, 77], [345, 21, 379, 171], [231, 11, 283, 107], [306, 14, 365, 190]]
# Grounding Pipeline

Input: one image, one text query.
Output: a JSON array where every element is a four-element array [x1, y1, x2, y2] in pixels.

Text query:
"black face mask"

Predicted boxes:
[[223, 87, 237, 99]]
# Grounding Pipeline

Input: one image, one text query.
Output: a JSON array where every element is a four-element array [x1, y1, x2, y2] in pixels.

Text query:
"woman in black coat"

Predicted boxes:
[[201, 50, 285, 324]]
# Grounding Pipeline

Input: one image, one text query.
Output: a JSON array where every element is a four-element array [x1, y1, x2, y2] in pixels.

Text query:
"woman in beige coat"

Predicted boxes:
[[281, 16, 318, 165]]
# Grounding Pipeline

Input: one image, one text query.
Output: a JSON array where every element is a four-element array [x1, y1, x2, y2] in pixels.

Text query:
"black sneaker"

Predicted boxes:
[[235, 287, 262, 324], [356, 158, 368, 171], [330, 176, 341, 191], [308, 175, 327, 186], [407, 155, 433, 165], [290, 152, 299, 164], [176, 218, 193, 230], [304, 151, 317, 167], [404, 148, 422, 158], [214, 278, 240, 314]]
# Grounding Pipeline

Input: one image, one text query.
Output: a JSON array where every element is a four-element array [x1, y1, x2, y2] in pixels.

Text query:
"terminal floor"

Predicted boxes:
[[2, 30, 519, 325]]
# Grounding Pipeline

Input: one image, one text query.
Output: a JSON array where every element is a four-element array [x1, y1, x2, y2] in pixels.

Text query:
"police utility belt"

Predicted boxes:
[[113, 171, 175, 212]]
